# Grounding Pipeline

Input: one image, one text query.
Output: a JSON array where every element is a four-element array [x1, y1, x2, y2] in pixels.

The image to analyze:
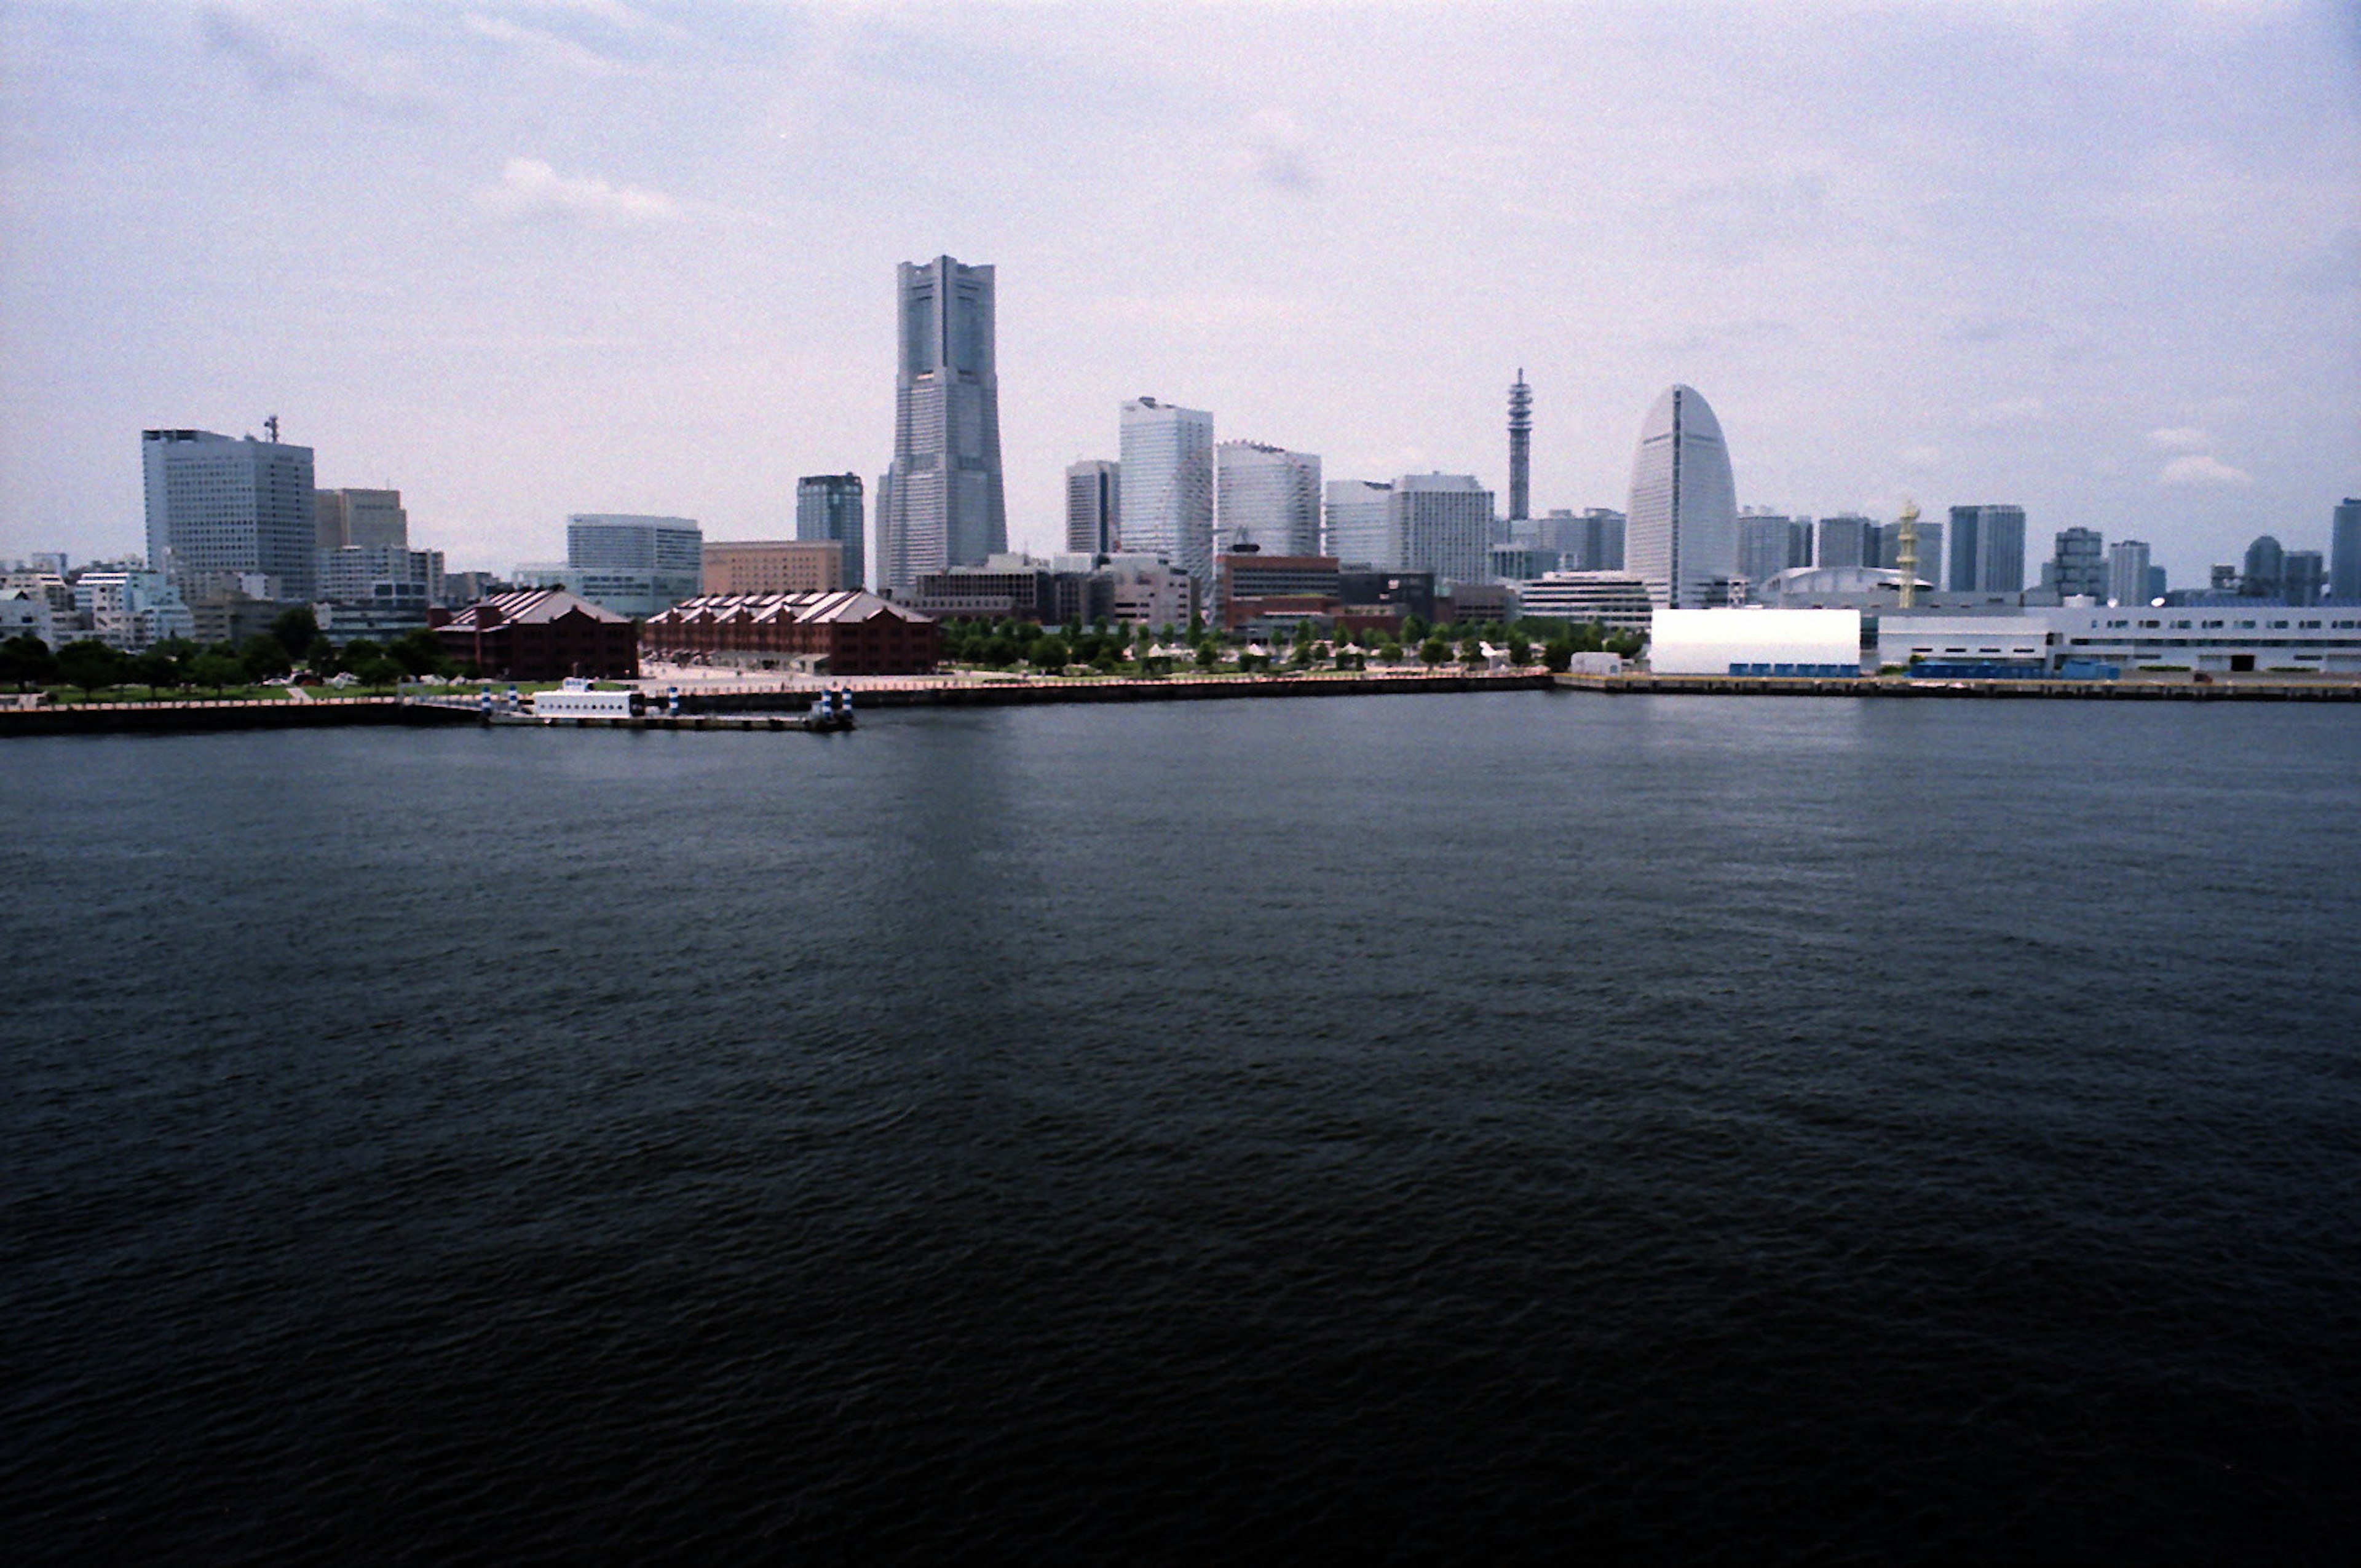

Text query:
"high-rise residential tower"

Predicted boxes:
[[1066, 460, 1120, 556], [1816, 515, 1874, 570], [878, 256, 1005, 596], [1948, 505, 2028, 594], [2107, 539, 2153, 605], [1217, 441, 1322, 556], [1738, 512, 1811, 591], [796, 474, 866, 590], [2046, 527, 2107, 599], [1388, 473, 1494, 588], [2333, 498, 2361, 601], [143, 427, 318, 598], [1120, 398, 1215, 589], [1507, 371, 1532, 524], [1624, 385, 1738, 607], [1325, 479, 1394, 569]]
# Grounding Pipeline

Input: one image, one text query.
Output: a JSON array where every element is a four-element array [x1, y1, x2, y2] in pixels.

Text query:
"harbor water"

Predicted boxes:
[[4, 692, 2357, 1559]]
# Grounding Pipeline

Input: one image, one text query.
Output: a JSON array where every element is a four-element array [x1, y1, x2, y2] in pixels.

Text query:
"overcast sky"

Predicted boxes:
[[3, 0, 2356, 580]]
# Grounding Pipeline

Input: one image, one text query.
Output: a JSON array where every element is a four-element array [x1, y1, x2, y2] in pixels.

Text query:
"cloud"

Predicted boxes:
[[1243, 111, 1318, 192], [199, 6, 427, 117], [2147, 426, 2212, 451], [476, 158, 678, 225], [2159, 454, 2252, 486], [464, 14, 637, 76]]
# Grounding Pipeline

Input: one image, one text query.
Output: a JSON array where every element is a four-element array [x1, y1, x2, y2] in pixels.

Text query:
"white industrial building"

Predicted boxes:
[[1650, 607, 1862, 676], [1876, 607, 2361, 675]]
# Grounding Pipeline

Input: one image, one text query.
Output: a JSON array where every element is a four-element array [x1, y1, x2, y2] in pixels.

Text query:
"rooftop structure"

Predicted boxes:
[[641, 591, 939, 676]]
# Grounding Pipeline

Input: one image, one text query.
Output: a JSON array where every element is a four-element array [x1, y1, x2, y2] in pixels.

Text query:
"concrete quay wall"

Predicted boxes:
[[1560, 672, 2361, 701], [0, 697, 480, 736], [681, 672, 1555, 712]]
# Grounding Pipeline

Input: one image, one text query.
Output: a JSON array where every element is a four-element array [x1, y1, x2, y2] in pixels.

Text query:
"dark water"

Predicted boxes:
[[4, 693, 2359, 1561]]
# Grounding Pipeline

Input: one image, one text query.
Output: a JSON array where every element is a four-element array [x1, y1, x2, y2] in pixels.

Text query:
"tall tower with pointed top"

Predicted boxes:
[[1507, 371, 1532, 524]]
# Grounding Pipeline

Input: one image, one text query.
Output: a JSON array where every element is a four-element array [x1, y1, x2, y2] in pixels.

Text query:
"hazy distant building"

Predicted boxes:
[[315, 545, 444, 609], [1324, 479, 1394, 569], [1949, 505, 2027, 594], [1066, 459, 1120, 556], [2333, 498, 2361, 601], [703, 540, 845, 596], [2108, 538, 2153, 605], [1120, 398, 1215, 588], [879, 255, 1006, 595], [1506, 371, 1532, 523], [1739, 513, 1811, 590], [559, 513, 703, 617], [1624, 385, 1737, 607], [1549, 508, 1626, 572], [1390, 473, 1494, 589], [795, 475, 865, 591], [143, 427, 317, 599], [1217, 441, 1322, 556], [2282, 550, 2325, 607], [1815, 515, 1874, 571], [2240, 534, 2285, 599], [2045, 527, 2107, 599], [314, 487, 407, 552]]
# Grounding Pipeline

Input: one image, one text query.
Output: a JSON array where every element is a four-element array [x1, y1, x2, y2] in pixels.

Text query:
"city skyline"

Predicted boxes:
[[1, 3, 2355, 577]]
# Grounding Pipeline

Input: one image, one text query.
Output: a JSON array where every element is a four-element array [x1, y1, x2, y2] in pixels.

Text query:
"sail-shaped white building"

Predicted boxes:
[[1624, 385, 1738, 608]]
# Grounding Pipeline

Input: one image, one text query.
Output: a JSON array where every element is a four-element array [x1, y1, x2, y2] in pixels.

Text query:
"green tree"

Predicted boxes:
[[56, 638, 127, 699], [0, 633, 57, 689], [239, 634, 293, 682], [1506, 632, 1532, 667], [1379, 640, 1404, 664], [269, 606, 318, 658], [1194, 640, 1219, 671], [356, 655, 407, 690], [1419, 637, 1447, 667], [132, 647, 181, 696], [1543, 638, 1574, 673], [1460, 634, 1486, 666], [390, 628, 450, 677], [1402, 614, 1430, 644], [188, 649, 245, 692], [1028, 634, 1070, 671]]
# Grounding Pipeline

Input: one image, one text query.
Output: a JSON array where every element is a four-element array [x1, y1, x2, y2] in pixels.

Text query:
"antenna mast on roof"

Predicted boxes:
[[264, 414, 280, 443]]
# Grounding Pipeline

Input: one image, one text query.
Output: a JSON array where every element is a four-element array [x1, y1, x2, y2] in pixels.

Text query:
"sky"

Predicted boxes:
[[2, 0, 2357, 581]]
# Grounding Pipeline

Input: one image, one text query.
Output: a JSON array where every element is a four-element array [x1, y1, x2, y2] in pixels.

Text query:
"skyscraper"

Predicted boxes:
[[2282, 550, 2324, 606], [1816, 515, 1873, 570], [1507, 371, 1532, 524], [2107, 538, 2153, 605], [1948, 505, 2027, 594], [1120, 398, 1215, 589], [2046, 527, 2106, 599], [1066, 460, 1120, 556], [1217, 441, 1321, 556], [796, 474, 866, 590], [1624, 385, 1738, 607], [1389, 473, 1494, 588], [2333, 498, 2361, 601], [878, 256, 1005, 596], [1738, 513, 1811, 590], [2240, 534, 2285, 599], [314, 488, 407, 551], [143, 427, 317, 599], [1325, 479, 1394, 569]]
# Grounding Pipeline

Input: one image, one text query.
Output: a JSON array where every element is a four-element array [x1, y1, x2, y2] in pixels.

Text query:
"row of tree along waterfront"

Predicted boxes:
[[0, 609, 481, 701], [933, 614, 1644, 676]]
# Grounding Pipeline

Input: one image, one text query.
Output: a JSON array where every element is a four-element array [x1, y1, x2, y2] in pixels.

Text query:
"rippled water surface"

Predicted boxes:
[[5, 693, 2359, 1560]]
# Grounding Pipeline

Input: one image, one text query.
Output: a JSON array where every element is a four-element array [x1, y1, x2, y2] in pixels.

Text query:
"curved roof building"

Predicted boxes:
[[1624, 385, 1738, 607]]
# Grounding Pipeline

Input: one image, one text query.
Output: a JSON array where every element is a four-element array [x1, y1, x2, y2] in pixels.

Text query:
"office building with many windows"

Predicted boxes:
[[143, 428, 317, 599], [795, 475, 865, 591], [1120, 398, 1215, 589], [1217, 441, 1322, 556], [1390, 473, 1494, 589], [1624, 385, 1738, 607], [1324, 479, 1394, 569], [879, 256, 1006, 595], [1948, 505, 2027, 594], [2108, 539, 2153, 606], [1066, 460, 1120, 556]]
